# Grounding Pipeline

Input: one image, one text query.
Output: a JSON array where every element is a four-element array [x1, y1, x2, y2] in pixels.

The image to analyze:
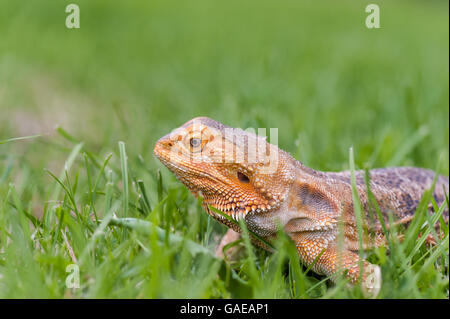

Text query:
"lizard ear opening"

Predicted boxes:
[[237, 172, 250, 183]]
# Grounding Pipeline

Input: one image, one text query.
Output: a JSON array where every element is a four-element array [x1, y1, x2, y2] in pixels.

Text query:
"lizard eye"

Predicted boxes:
[[189, 137, 202, 150], [237, 172, 250, 183]]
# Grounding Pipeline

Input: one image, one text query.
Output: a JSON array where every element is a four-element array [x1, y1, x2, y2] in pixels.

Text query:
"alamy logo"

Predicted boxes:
[[365, 4, 380, 29], [66, 4, 80, 29], [66, 264, 80, 289]]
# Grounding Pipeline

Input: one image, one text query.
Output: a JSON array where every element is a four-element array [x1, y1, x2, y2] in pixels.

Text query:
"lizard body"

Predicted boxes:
[[153, 117, 449, 293]]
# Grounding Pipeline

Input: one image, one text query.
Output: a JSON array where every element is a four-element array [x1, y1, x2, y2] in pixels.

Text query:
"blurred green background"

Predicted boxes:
[[0, 0, 448, 298], [1, 0, 448, 171]]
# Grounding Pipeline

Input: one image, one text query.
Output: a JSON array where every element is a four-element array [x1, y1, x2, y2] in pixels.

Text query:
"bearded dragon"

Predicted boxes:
[[153, 117, 449, 294]]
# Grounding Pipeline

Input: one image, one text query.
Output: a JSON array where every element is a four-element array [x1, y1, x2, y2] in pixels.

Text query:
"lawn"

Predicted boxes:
[[0, 0, 448, 298]]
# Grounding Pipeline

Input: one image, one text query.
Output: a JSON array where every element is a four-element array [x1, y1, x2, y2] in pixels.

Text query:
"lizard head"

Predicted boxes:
[[154, 117, 296, 222]]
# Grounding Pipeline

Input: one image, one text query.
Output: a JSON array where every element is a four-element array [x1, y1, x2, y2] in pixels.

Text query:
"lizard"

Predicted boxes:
[[153, 117, 449, 294]]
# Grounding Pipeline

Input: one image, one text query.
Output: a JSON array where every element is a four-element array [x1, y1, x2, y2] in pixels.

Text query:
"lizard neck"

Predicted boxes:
[[243, 158, 341, 238], [286, 159, 329, 190], [285, 159, 344, 218]]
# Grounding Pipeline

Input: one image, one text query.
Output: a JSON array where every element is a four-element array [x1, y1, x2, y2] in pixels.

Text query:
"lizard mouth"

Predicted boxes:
[[203, 201, 248, 223], [202, 196, 268, 223]]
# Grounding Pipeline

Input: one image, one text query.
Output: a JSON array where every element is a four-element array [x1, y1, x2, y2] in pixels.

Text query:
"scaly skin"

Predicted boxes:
[[153, 117, 449, 294]]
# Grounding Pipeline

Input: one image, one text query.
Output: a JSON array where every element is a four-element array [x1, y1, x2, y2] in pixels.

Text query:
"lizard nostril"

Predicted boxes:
[[237, 172, 250, 183]]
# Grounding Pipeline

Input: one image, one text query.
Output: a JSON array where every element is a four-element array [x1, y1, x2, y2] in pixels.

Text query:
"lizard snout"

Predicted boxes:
[[153, 135, 174, 161]]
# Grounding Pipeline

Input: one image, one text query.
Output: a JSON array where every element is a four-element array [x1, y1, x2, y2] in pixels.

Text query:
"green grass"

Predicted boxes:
[[0, 0, 448, 298]]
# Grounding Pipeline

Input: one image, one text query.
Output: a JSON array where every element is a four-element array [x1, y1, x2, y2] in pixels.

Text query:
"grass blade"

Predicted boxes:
[[118, 141, 129, 217], [0, 134, 41, 145], [349, 147, 366, 285]]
